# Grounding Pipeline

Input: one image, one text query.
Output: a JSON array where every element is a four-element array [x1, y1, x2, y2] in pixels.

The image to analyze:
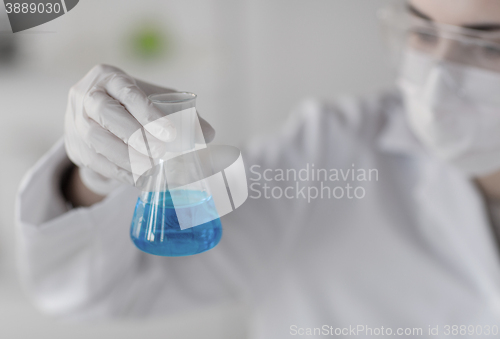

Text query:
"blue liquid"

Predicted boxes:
[[130, 190, 222, 256]]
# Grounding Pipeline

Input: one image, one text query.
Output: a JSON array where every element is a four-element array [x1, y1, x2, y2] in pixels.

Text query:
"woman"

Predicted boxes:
[[16, 0, 500, 337]]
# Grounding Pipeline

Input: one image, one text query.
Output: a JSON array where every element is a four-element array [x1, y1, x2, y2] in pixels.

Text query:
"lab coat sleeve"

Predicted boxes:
[[16, 94, 388, 319], [17, 138, 253, 319], [16, 139, 137, 317]]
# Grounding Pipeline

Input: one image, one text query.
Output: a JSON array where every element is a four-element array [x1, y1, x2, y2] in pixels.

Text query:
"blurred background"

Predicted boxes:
[[0, 0, 395, 337]]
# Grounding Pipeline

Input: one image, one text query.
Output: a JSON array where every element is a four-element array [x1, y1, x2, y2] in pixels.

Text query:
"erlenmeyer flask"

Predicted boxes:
[[129, 92, 222, 257]]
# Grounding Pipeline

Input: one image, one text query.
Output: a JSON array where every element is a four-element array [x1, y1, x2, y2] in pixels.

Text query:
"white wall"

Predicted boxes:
[[0, 0, 396, 338]]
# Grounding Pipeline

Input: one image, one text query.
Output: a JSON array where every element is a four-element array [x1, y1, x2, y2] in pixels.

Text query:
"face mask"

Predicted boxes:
[[398, 49, 500, 177]]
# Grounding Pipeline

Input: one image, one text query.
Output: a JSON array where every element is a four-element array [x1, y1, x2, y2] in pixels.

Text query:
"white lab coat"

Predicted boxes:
[[16, 90, 500, 338]]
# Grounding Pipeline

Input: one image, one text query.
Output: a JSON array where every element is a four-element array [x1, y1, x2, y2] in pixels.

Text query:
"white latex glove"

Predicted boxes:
[[64, 64, 215, 195]]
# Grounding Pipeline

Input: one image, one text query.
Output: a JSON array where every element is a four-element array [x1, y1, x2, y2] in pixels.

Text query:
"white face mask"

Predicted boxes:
[[398, 49, 500, 177]]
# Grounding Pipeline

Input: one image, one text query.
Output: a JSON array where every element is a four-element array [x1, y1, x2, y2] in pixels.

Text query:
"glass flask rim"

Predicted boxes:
[[148, 92, 197, 104]]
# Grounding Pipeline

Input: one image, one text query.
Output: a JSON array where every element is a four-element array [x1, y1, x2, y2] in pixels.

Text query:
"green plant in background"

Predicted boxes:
[[128, 20, 172, 61]]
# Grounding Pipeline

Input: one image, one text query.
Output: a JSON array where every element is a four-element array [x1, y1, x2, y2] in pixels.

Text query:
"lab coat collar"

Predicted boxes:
[[376, 91, 500, 313], [412, 157, 500, 316], [376, 93, 425, 157]]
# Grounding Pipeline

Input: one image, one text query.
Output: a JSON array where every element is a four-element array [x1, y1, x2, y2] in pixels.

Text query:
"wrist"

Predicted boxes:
[[61, 166, 106, 208]]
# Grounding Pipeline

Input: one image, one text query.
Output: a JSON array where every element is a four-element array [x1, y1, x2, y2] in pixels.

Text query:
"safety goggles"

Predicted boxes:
[[378, 4, 500, 73]]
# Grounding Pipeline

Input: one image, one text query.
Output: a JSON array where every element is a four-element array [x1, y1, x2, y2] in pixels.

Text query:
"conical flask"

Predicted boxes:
[[129, 92, 222, 256]]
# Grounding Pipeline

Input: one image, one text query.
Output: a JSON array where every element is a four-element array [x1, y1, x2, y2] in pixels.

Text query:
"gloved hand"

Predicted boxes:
[[64, 64, 215, 195]]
